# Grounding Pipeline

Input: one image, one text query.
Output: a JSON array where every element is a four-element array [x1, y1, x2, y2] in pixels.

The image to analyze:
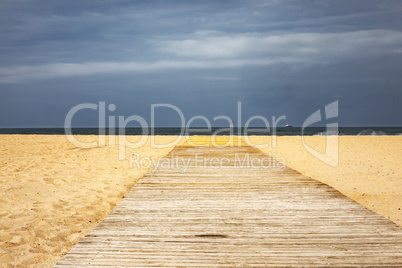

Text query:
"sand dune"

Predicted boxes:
[[0, 135, 401, 267]]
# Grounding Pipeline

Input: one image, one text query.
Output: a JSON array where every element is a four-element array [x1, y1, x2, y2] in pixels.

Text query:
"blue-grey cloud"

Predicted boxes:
[[0, 0, 401, 127], [2, 29, 402, 83]]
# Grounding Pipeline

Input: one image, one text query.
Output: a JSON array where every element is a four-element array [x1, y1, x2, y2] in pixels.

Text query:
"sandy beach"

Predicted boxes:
[[0, 135, 401, 267], [247, 135, 402, 226], [0, 135, 183, 267]]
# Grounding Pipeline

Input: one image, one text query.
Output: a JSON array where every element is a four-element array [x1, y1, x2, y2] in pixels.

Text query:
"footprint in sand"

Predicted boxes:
[[9, 235, 23, 245], [43, 177, 55, 185]]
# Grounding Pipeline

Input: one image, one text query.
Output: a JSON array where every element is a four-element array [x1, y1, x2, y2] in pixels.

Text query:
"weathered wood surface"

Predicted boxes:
[[54, 144, 402, 267]]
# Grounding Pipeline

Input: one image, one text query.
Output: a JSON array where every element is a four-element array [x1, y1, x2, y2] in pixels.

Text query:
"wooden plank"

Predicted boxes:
[[54, 143, 402, 267]]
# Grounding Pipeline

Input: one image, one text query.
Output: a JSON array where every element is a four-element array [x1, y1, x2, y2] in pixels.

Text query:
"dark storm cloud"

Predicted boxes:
[[0, 0, 401, 127]]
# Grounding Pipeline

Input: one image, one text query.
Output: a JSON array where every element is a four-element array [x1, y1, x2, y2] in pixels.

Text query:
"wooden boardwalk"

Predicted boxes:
[[55, 142, 402, 267]]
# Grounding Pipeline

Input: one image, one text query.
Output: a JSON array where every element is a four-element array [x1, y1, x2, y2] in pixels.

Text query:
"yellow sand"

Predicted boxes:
[[247, 136, 402, 226], [183, 135, 245, 146], [0, 135, 401, 267], [0, 135, 183, 267]]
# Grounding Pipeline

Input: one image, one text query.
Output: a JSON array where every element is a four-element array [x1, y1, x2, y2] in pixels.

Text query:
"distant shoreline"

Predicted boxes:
[[0, 127, 401, 136]]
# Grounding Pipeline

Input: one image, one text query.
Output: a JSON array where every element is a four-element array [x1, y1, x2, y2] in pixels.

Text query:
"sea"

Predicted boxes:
[[0, 127, 401, 136]]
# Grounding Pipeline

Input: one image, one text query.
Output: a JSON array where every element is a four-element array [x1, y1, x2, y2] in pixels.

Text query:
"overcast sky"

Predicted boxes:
[[0, 0, 401, 127]]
